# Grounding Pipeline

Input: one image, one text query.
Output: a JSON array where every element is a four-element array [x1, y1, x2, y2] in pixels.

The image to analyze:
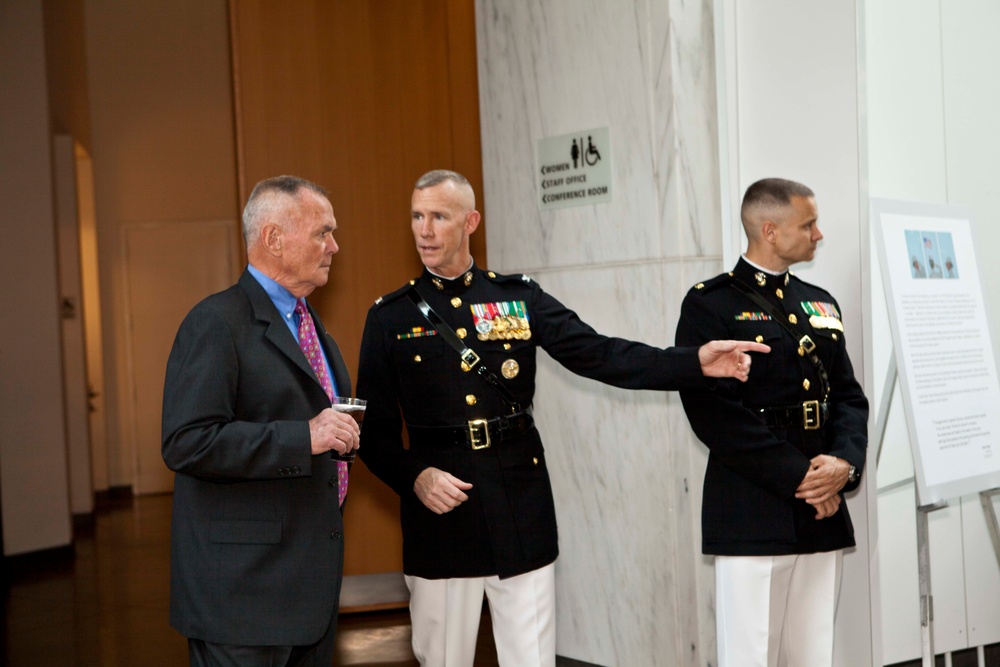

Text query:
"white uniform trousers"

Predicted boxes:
[[715, 550, 843, 667], [404, 562, 556, 667]]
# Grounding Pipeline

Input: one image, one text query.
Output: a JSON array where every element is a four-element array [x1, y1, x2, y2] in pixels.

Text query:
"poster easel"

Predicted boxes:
[[873, 198, 1000, 666]]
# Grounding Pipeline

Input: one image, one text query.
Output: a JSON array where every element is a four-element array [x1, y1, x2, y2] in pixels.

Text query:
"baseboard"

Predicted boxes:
[[94, 485, 134, 510], [3, 544, 75, 581]]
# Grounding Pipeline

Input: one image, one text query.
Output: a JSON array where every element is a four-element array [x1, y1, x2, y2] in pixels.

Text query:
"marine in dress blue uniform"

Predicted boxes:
[[676, 178, 869, 667], [356, 170, 767, 667]]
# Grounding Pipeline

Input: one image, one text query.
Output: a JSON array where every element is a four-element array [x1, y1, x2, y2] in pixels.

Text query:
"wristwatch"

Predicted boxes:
[[847, 464, 859, 484]]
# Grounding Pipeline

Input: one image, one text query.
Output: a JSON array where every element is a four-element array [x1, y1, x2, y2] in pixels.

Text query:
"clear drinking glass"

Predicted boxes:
[[330, 397, 365, 461]]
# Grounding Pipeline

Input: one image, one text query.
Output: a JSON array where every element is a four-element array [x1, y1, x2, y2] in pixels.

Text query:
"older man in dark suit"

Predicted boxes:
[[162, 175, 360, 666]]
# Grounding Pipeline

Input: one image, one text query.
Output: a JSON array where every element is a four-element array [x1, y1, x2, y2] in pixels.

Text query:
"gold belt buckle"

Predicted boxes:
[[802, 400, 821, 430], [468, 419, 491, 450], [799, 335, 816, 354]]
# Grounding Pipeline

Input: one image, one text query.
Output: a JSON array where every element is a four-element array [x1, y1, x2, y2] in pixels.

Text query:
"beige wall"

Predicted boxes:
[[43, 0, 92, 149], [2, 0, 482, 573], [82, 0, 239, 489], [0, 0, 73, 555]]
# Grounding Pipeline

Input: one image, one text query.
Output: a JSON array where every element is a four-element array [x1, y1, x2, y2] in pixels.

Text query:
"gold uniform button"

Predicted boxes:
[[755, 335, 764, 344], [488, 271, 496, 278], [465, 394, 477, 406], [832, 333, 838, 341], [695, 283, 705, 290], [776, 288, 784, 299], [788, 314, 798, 325], [798, 346, 806, 357], [460, 361, 472, 372], [413, 354, 422, 363], [501, 359, 520, 379], [503, 343, 512, 350], [456, 327, 467, 339], [532, 457, 539, 465], [451, 297, 462, 308], [803, 379, 810, 391]]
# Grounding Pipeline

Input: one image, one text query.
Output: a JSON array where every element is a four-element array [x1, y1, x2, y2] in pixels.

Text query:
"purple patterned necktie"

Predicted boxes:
[[295, 299, 348, 505]]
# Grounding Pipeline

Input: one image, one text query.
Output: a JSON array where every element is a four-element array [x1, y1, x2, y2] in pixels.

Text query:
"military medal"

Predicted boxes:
[[809, 315, 844, 332], [470, 301, 531, 341], [801, 301, 844, 332], [501, 359, 520, 379]]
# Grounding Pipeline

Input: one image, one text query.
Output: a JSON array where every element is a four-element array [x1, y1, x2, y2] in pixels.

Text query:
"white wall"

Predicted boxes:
[[866, 0, 1000, 663], [0, 0, 73, 555]]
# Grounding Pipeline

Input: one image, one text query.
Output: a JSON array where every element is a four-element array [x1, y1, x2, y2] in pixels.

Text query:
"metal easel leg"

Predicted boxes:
[[917, 500, 934, 667], [979, 489, 1000, 574]]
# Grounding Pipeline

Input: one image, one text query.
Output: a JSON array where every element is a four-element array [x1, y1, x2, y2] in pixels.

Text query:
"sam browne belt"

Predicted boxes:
[[407, 412, 535, 450], [757, 400, 829, 430]]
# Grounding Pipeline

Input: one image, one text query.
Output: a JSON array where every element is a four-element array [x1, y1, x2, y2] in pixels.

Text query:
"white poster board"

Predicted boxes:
[[874, 198, 1000, 504]]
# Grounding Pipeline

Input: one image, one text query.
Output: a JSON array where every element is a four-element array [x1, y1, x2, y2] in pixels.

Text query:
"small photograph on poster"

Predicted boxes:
[[921, 231, 944, 278], [905, 229, 927, 278], [937, 232, 959, 279]]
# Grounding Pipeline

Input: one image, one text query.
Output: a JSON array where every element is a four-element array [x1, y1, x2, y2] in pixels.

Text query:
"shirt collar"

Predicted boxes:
[[741, 254, 785, 276], [247, 264, 300, 320]]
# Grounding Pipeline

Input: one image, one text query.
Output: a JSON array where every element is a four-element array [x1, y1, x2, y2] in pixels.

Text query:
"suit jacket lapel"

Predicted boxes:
[[239, 270, 321, 390], [239, 270, 351, 398]]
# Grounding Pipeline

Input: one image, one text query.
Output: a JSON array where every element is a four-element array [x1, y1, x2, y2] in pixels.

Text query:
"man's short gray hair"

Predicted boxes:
[[242, 175, 327, 247], [414, 169, 471, 191]]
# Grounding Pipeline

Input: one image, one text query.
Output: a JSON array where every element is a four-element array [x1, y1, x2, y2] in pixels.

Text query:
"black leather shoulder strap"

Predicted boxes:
[[731, 278, 831, 400], [406, 285, 522, 413]]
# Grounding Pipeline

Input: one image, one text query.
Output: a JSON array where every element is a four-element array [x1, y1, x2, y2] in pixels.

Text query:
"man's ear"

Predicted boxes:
[[464, 210, 481, 235], [761, 219, 776, 243], [261, 224, 282, 255]]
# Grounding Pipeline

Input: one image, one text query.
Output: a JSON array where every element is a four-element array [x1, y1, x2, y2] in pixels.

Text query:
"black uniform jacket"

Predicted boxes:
[[676, 258, 868, 556], [162, 269, 350, 646], [357, 264, 707, 579]]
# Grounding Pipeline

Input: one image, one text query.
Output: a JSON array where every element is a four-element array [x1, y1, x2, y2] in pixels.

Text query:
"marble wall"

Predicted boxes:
[[476, 2, 721, 664]]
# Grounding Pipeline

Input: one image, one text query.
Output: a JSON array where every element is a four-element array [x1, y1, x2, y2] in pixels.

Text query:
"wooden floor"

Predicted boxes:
[[0, 494, 506, 666], [11, 494, 989, 666]]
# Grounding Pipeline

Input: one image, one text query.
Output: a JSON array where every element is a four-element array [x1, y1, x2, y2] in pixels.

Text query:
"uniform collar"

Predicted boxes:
[[421, 263, 478, 296], [734, 256, 790, 298]]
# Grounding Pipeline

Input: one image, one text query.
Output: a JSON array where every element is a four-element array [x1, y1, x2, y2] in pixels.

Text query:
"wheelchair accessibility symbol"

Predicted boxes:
[[571, 135, 602, 168]]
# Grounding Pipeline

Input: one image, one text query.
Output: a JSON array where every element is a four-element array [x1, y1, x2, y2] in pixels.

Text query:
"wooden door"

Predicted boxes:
[[123, 221, 238, 494]]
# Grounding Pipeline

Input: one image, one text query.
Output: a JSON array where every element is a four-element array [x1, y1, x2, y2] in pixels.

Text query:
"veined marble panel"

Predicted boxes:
[[525, 259, 719, 666], [650, 0, 724, 261], [476, 1, 725, 663], [477, 0, 721, 276]]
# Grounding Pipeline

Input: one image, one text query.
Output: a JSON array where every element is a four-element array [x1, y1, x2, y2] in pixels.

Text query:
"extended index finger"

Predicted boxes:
[[736, 341, 771, 354]]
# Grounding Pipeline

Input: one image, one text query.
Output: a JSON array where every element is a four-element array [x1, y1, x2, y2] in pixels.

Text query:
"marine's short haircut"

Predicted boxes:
[[414, 169, 471, 191], [740, 178, 814, 229]]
